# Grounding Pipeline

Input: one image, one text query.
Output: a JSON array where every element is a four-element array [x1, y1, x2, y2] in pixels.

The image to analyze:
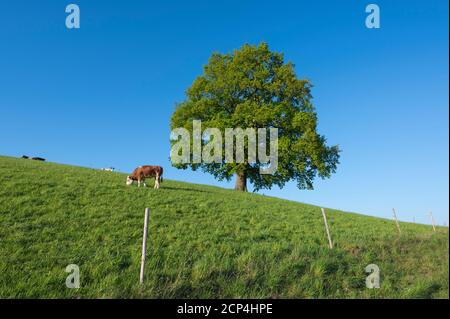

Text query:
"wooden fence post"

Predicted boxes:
[[392, 208, 401, 235], [140, 208, 150, 284], [321, 208, 334, 249], [429, 212, 436, 232]]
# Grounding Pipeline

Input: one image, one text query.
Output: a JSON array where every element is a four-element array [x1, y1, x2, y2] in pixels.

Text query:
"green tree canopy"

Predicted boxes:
[[170, 43, 340, 191]]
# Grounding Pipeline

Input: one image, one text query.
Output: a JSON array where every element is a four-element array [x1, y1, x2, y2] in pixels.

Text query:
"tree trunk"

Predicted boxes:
[[234, 172, 247, 191]]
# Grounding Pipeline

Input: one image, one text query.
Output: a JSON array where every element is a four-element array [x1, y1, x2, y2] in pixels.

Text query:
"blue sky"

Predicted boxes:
[[1, 0, 448, 225]]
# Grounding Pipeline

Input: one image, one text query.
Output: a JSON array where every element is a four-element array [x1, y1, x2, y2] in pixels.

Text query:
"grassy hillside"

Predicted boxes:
[[0, 156, 448, 298]]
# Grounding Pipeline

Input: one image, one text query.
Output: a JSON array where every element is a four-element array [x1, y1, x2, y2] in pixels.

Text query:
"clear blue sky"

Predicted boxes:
[[1, 0, 448, 225]]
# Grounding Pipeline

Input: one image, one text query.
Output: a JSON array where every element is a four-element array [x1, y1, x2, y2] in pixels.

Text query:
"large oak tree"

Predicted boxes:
[[170, 43, 340, 191]]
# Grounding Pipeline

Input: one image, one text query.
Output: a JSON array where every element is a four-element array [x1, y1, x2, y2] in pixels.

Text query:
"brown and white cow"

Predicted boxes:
[[126, 165, 163, 188]]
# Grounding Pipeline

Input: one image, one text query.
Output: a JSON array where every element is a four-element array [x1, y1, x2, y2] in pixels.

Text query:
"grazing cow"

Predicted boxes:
[[126, 165, 163, 188], [31, 157, 46, 161], [102, 167, 115, 172], [21, 155, 29, 159]]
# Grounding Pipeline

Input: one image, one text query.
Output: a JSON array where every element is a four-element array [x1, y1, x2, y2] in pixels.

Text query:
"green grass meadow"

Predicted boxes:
[[0, 156, 448, 298]]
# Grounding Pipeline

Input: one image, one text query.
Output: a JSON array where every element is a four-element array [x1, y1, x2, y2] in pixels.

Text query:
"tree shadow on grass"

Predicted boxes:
[[161, 186, 212, 194]]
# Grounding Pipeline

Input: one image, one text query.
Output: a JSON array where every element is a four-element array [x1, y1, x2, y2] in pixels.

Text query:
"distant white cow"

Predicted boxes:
[[101, 167, 115, 172]]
